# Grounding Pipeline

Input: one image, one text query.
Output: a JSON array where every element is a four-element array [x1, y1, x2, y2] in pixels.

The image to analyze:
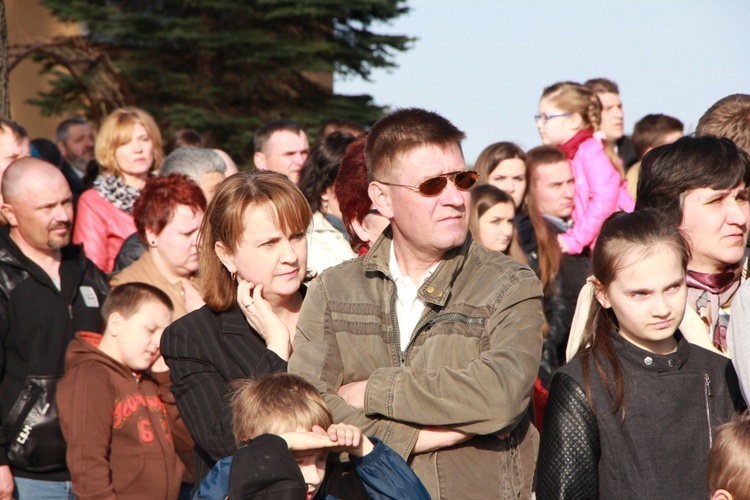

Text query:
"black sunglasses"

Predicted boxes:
[[377, 170, 478, 197]]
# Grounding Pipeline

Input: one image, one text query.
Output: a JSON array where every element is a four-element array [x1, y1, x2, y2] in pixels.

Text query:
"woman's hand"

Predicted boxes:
[[237, 279, 291, 360]]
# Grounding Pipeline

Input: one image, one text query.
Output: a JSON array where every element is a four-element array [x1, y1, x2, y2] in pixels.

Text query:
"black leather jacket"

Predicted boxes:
[[0, 227, 108, 479], [536, 333, 744, 499], [516, 214, 590, 386]]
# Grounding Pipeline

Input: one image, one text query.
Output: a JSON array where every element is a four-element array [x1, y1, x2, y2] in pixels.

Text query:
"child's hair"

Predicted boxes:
[[541, 81, 624, 180], [474, 142, 526, 186], [707, 412, 750, 498], [524, 145, 567, 295], [469, 184, 527, 264], [631, 114, 684, 160], [578, 209, 690, 417], [231, 373, 333, 444], [101, 283, 174, 329]]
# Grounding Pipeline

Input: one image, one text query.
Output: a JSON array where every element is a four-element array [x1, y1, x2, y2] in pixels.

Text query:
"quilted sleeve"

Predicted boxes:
[[536, 372, 600, 500]]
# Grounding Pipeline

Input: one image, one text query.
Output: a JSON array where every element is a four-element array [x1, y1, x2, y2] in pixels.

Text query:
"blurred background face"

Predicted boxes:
[[598, 92, 624, 142], [115, 122, 154, 183], [487, 158, 526, 208], [60, 123, 95, 171], [149, 204, 203, 278], [477, 201, 515, 253], [262, 130, 310, 185], [533, 161, 575, 219]]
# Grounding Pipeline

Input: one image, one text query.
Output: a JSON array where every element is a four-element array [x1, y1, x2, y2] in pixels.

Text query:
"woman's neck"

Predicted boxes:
[[120, 172, 147, 190], [269, 291, 304, 332], [148, 248, 188, 283]]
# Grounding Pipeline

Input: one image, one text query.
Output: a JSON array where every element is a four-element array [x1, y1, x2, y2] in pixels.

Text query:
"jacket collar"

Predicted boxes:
[[0, 225, 87, 300], [613, 329, 689, 372], [220, 304, 253, 335], [363, 226, 471, 307]]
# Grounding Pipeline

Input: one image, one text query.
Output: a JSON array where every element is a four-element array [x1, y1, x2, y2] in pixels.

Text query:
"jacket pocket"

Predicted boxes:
[[3, 375, 67, 473]]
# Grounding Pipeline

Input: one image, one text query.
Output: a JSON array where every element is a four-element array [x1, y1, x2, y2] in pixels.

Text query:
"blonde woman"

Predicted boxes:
[[73, 107, 163, 272]]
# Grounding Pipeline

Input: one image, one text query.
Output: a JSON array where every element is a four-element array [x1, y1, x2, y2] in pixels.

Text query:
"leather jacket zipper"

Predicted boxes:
[[704, 373, 713, 448]]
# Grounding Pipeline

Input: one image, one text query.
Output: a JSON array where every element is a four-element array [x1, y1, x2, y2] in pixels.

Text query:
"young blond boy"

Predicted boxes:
[[57, 283, 185, 499], [195, 373, 428, 499], [707, 413, 750, 500]]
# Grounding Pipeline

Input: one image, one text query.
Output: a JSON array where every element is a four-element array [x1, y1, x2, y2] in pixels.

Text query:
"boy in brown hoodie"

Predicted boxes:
[[57, 283, 185, 500]]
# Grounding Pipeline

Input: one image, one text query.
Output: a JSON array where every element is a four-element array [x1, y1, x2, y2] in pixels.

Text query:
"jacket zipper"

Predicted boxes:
[[388, 280, 404, 366], [704, 373, 713, 448], [400, 313, 485, 366]]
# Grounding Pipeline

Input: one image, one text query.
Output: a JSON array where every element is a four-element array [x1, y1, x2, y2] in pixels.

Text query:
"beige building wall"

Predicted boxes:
[[6, 0, 80, 140]]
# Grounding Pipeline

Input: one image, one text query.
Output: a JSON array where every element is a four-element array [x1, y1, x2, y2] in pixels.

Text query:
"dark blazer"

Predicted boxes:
[[160, 304, 287, 484]]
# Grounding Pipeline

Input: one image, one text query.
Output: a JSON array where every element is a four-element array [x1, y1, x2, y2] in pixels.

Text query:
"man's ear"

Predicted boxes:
[[592, 279, 611, 309], [368, 182, 394, 220], [0, 204, 17, 227], [253, 152, 267, 170], [214, 241, 235, 274]]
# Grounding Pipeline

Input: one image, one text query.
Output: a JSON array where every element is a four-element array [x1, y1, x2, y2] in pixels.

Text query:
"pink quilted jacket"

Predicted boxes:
[[560, 137, 634, 255], [73, 189, 136, 273]]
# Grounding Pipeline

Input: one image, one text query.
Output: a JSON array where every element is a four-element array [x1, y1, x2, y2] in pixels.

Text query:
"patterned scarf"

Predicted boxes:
[[686, 266, 742, 352], [93, 174, 141, 214]]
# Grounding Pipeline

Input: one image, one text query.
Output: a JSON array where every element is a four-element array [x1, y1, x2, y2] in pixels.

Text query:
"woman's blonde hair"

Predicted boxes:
[[199, 170, 313, 311], [95, 107, 163, 177], [231, 373, 333, 444], [541, 82, 625, 180]]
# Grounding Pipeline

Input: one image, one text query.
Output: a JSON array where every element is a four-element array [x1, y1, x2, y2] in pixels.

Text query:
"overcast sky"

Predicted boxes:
[[334, 0, 750, 164]]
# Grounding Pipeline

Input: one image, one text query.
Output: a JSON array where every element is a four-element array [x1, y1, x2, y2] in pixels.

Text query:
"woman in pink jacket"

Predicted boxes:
[[74, 108, 163, 273], [536, 82, 634, 255]]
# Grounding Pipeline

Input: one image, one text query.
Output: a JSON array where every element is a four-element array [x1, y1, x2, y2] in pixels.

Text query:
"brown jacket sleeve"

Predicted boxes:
[[57, 362, 117, 500]]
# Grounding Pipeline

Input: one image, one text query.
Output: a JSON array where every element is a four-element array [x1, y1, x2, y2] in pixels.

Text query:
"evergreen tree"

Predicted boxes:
[[36, 0, 413, 165]]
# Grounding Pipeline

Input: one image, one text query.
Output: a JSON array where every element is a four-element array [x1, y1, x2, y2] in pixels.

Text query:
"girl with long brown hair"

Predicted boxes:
[[537, 210, 743, 498]]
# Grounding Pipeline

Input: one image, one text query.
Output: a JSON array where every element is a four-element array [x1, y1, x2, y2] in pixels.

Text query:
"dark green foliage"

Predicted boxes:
[[35, 0, 413, 166]]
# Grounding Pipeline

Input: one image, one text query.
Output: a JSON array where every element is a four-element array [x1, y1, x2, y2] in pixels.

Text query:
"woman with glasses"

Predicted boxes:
[[536, 81, 634, 256]]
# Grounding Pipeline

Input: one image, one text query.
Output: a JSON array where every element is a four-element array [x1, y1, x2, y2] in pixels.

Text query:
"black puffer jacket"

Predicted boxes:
[[536, 332, 744, 499], [0, 227, 108, 480]]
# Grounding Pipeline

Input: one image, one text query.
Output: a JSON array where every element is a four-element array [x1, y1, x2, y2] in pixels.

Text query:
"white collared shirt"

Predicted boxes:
[[389, 242, 438, 352]]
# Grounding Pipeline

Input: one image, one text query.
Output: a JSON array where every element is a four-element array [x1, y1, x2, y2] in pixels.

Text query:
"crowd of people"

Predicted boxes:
[[0, 79, 749, 500]]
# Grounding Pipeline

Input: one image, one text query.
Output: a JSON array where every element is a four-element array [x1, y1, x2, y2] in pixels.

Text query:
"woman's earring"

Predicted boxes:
[[230, 271, 236, 281]]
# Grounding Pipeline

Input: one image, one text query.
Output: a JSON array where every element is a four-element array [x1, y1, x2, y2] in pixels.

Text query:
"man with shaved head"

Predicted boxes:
[[0, 158, 108, 498]]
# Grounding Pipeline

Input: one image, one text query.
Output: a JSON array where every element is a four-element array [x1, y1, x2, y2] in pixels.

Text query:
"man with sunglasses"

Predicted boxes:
[[290, 108, 544, 498]]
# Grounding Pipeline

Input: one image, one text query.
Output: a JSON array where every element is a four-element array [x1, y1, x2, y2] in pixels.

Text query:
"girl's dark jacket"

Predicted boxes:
[[537, 331, 744, 499]]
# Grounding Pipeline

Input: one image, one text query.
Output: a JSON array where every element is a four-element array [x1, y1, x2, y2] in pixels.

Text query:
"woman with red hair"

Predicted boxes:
[[110, 173, 206, 319], [334, 135, 389, 254]]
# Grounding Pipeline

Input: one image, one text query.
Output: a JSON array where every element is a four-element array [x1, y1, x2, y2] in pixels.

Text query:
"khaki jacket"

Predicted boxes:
[[290, 231, 544, 499]]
